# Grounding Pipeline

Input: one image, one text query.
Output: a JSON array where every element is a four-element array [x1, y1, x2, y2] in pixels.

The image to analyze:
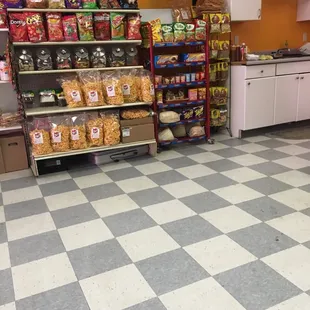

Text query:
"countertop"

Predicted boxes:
[[231, 56, 310, 66]]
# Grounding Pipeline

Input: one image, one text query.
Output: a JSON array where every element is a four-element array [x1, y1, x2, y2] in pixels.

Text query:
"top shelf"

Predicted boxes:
[[154, 41, 205, 48], [7, 8, 140, 13]]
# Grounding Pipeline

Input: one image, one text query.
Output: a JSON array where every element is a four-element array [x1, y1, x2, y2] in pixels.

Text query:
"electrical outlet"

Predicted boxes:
[[234, 36, 239, 45], [303, 33, 308, 42]]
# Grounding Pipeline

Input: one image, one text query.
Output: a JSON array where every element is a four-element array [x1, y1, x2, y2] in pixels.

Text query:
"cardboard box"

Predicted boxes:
[[0, 146, 5, 174], [0, 134, 28, 172], [120, 116, 153, 127]]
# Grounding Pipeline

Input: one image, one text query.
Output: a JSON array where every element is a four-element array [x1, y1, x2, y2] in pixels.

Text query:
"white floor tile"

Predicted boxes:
[[221, 167, 266, 183], [0, 243, 10, 271], [234, 143, 269, 153], [116, 176, 157, 194], [6, 213, 56, 242], [162, 180, 206, 199], [272, 170, 310, 187], [74, 173, 113, 189], [188, 152, 223, 164], [267, 212, 310, 243], [262, 245, 310, 291], [229, 154, 268, 167], [92, 194, 139, 218], [274, 156, 310, 170], [270, 188, 310, 211], [12, 253, 76, 300], [266, 293, 310, 310], [275, 138, 309, 145], [100, 162, 132, 172], [143, 200, 196, 225], [201, 206, 261, 233], [184, 235, 256, 276], [197, 142, 229, 151], [117, 226, 180, 262], [58, 219, 113, 251], [0, 206, 4, 223], [212, 133, 234, 142], [155, 150, 184, 161], [275, 145, 309, 156], [80, 264, 156, 310], [3, 186, 42, 205], [244, 136, 271, 143], [177, 164, 216, 179], [212, 184, 264, 205], [0, 303, 16, 310], [0, 169, 32, 182], [45, 190, 88, 211], [135, 162, 172, 175], [36, 172, 71, 185], [160, 277, 246, 310]]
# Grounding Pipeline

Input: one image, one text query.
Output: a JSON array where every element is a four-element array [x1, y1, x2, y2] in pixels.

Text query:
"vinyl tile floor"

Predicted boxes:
[[1, 133, 310, 310]]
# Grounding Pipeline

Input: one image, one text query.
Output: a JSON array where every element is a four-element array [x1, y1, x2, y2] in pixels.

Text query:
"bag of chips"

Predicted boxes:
[[210, 13, 221, 33], [100, 111, 120, 146], [195, 19, 206, 41], [4, 0, 23, 8], [25, 12, 47, 43], [108, 0, 120, 8], [149, 18, 163, 43], [94, 13, 110, 41], [173, 22, 186, 42], [120, 70, 138, 103], [110, 12, 125, 40], [49, 116, 70, 152], [62, 15, 78, 41], [138, 69, 155, 103], [69, 114, 87, 150], [162, 24, 174, 42], [127, 14, 141, 40], [58, 76, 85, 108], [101, 71, 124, 105], [82, 0, 97, 9], [25, 0, 47, 8], [46, 13, 64, 42], [0, 10, 6, 29], [77, 13, 94, 41], [86, 114, 104, 147], [98, 0, 108, 8], [221, 13, 231, 33], [48, 0, 65, 8], [186, 23, 195, 41], [65, 0, 82, 8], [9, 13, 28, 42]]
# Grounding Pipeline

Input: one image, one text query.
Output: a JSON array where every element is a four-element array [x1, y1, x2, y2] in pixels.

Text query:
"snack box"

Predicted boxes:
[[179, 53, 205, 63], [154, 55, 179, 65], [188, 89, 198, 101]]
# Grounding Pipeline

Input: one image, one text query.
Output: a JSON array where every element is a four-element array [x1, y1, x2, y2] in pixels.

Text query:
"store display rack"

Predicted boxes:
[[13, 40, 142, 46], [7, 8, 140, 13], [159, 118, 206, 128], [158, 99, 206, 109]]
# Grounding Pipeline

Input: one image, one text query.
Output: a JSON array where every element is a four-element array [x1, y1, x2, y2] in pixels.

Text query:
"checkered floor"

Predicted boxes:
[[1, 133, 310, 310]]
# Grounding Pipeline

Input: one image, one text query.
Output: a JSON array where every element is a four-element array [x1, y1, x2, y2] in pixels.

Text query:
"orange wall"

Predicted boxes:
[[139, 0, 190, 9]]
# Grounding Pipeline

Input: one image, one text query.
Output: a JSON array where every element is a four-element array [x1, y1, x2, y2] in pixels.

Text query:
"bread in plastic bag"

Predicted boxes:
[[188, 125, 205, 137], [159, 111, 180, 124], [120, 70, 138, 103], [86, 113, 104, 147], [49, 115, 70, 152], [100, 110, 120, 145], [101, 71, 124, 105], [171, 124, 186, 138], [159, 128, 174, 142], [69, 113, 88, 150]]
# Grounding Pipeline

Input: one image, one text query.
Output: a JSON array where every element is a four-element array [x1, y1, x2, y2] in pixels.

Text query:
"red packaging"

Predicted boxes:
[[9, 13, 28, 42], [127, 14, 141, 40], [94, 13, 110, 41], [62, 15, 78, 41], [25, 12, 46, 43], [0, 10, 7, 29], [46, 13, 64, 42]]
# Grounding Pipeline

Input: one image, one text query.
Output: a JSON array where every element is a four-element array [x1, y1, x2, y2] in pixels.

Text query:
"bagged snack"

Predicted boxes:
[[98, 0, 108, 8], [160, 111, 180, 124], [159, 128, 174, 142], [149, 19, 163, 43], [182, 108, 194, 120], [139, 70, 155, 103], [46, 13, 64, 42], [62, 15, 78, 41], [121, 109, 150, 120], [125, 46, 138, 66], [48, 0, 65, 8], [77, 13, 94, 41], [120, 71, 138, 103], [18, 49, 34, 71], [211, 109, 220, 126], [107, 47, 125, 67], [29, 118, 53, 155], [26, 0, 47, 8], [194, 105, 204, 118], [220, 62, 229, 80], [195, 19, 206, 41], [4, 0, 23, 8], [73, 47, 90, 68], [36, 48, 53, 71], [56, 48, 72, 69], [86, 114, 104, 147], [0, 10, 7, 28], [127, 15, 141, 40], [58, 76, 85, 108], [171, 125, 186, 138], [108, 0, 121, 7], [49, 116, 70, 152], [173, 22, 186, 42], [65, 0, 82, 8], [221, 13, 231, 33], [218, 40, 230, 60], [172, 7, 192, 23], [111, 12, 125, 40], [78, 70, 105, 107], [25, 12, 46, 43], [162, 24, 174, 42], [210, 40, 219, 59], [91, 47, 107, 68], [94, 13, 110, 41], [189, 125, 205, 137], [156, 89, 163, 104], [70, 114, 87, 150], [9, 13, 28, 42], [119, 0, 137, 8], [101, 71, 124, 105], [100, 111, 120, 145], [186, 23, 195, 42], [198, 88, 206, 100], [82, 0, 97, 8], [210, 14, 221, 33]]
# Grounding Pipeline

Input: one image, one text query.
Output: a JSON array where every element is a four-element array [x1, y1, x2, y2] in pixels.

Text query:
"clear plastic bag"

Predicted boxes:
[[189, 125, 205, 137], [78, 71, 105, 107], [138, 69, 155, 103], [69, 113, 87, 150], [49, 115, 70, 152], [48, 0, 65, 8], [100, 111, 120, 145], [120, 70, 138, 103], [86, 114, 104, 147], [26, 0, 47, 8], [58, 76, 85, 108], [101, 71, 124, 105]]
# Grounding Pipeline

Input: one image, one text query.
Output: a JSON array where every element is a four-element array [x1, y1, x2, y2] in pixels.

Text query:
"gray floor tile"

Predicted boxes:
[[220, 139, 250, 147], [129, 187, 174, 207], [103, 209, 156, 237], [0, 194, 3, 206], [297, 152, 310, 161], [125, 298, 166, 310], [300, 184, 310, 193], [163, 157, 197, 169], [214, 260, 301, 310], [302, 207, 310, 217], [68, 165, 102, 178], [173, 146, 206, 156], [299, 166, 310, 175], [68, 239, 131, 280], [15, 282, 89, 310], [106, 167, 143, 182], [51, 203, 99, 229], [204, 159, 243, 172], [9, 231, 65, 266], [229, 223, 298, 258], [136, 248, 209, 295], [0, 222, 7, 244], [244, 177, 292, 196], [253, 149, 289, 160], [147, 170, 188, 186], [180, 192, 231, 213], [82, 183, 124, 202], [250, 162, 290, 176], [4, 198, 48, 222], [212, 147, 246, 158], [304, 241, 310, 250], [0, 269, 14, 306], [297, 141, 310, 149], [1, 177, 37, 192], [237, 197, 295, 222], [194, 173, 237, 190], [126, 155, 158, 166], [162, 215, 221, 247], [257, 139, 290, 148], [39, 179, 79, 197]]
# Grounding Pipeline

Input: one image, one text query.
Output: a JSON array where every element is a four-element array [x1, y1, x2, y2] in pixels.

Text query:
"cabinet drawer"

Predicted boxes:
[[246, 65, 276, 79], [276, 61, 310, 75]]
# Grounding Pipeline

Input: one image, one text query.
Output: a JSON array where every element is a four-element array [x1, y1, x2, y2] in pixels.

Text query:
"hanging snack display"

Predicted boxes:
[[18, 49, 34, 71], [56, 48, 72, 70], [36, 48, 53, 71], [73, 47, 90, 68], [108, 47, 125, 67], [62, 15, 78, 41], [58, 76, 85, 108], [90, 47, 106, 68]]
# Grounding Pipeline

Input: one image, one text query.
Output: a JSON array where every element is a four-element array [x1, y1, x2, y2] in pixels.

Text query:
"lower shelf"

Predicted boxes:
[[0, 125, 22, 132], [160, 118, 205, 128], [159, 135, 206, 146]]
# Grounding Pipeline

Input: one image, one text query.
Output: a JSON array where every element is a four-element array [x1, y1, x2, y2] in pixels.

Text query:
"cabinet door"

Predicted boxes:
[[229, 0, 262, 21], [245, 77, 275, 130], [274, 75, 299, 125], [297, 73, 310, 121]]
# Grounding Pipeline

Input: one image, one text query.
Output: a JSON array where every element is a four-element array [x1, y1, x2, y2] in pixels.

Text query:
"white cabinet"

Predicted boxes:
[[245, 78, 275, 130], [274, 75, 299, 124], [297, 0, 310, 21], [297, 73, 310, 121], [227, 0, 262, 21]]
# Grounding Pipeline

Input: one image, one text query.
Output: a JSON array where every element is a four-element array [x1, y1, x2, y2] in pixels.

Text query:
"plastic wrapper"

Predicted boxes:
[[62, 15, 78, 41], [186, 23, 195, 42], [100, 111, 120, 145], [86, 114, 104, 147], [9, 13, 28, 42], [173, 22, 186, 42], [46, 13, 64, 42], [108, 47, 125, 67], [159, 111, 180, 124], [119, 0, 137, 8], [0, 10, 7, 28], [25, 12, 46, 43], [58, 76, 85, 108], [210, 40, 219, 59], [120, 71, 138, 103], [39, 89, 56, 107], [70, 114, 87, 149], [98, 0, 108, 8], [36, 48, 53, 71], [4, 0, 23, 8], [125, 46, 138, 66], [218, 40, 230, 60], [29, 118, 53, 155], [195, 19, 206, 41], [162, 24, 174, 42], [49, 116, 70, 152], [0, 112, 22, 127], [56, 48, 72, 69], [101, 71, 124, 105], [108, 0, 120, 8], [189, 125, 205, 137], [82, 0, 97, 9], [90, 47, 106, 68], [78, 71, 105, 107], [94, 13, 110, 40], [139, 70, 155, 103], [25, 0, 47, 8], [121, 109, 150, 120], [172, 6, 192, 22], [149, 19, 163, 43], [18, 49, 34, 71], [127, 14, 141, 40], [210, 13, 221, 33], [73, 47, 90, 69], [77, 13, 94, 41], [111, 12, 125, 40], [158, 128, 174, 142], [171, 125, 186, 138], [221, 13, 231, 33], [48, 0, 65, 8], [65, 0, 82, 8]]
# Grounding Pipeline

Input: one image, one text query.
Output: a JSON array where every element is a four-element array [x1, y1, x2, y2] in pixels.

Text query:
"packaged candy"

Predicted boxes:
[[73, 47, 90, 69], [0, 10, 7, 28], [218, 40, 230, 60], [62, 15, 78, 41], [149, 19, 163, 43], [90, 46, 106, 68], [194, 105, 204, 118], [210, 40, 219, 59], [173, 22, 186, 42], [186, 23, 195, 41], [25, 13, 46, 43], [46, 13, 64, 42], [127, 14, 141, 40], [36, 48, 53, 71], [65, 0, 82, 8], [25, 0, 47, 8], [119, 0, 138, 8], [107, 47, 125, 67], [4, 0, 23, 8], [82, 0, 97, 8], [9, 13, 28, 42], [48, 0, 65, 8], [111, 12, 125, 40], [98, 0, 108, 8], [162, 24, 174, 42], [195, 19, 206, 41], [210, 13, 221, 33], [182, 108, 194, 120], [108, 0, 121, 8], [188, 89, 197, 101], [18, 49, 34, 71], [221, 13, 231, 33], [94, 13, 110, 41], [125, 46, 138, 66], [77, 13, 94, 41], [56, 48, 72, 69]]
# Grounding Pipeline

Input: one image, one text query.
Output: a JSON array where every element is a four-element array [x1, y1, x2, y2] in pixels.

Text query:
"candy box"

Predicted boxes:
[[188, 89, 197, 101], [179, 53, 205, 63]]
